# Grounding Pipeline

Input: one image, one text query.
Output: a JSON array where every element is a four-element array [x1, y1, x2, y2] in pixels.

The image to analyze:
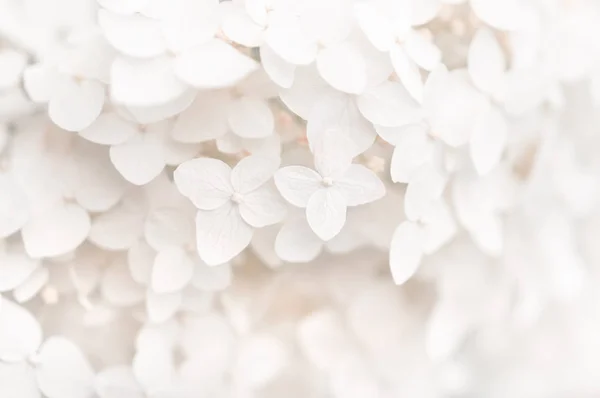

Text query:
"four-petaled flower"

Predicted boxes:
[[174, 155, 286, 265], [274, 142, 385, 241]]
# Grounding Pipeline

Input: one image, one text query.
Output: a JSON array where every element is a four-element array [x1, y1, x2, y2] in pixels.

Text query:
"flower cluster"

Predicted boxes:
[[1, 0, 600, 396]]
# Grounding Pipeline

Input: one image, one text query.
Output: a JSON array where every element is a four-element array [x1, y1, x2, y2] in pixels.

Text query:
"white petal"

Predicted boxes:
[[36, 337, 95, 398], [470, 0, 530, 31], [49, 78, 105, 132], [387, 124, 432, 183], [98, 0, 148, 14], [468, 27, 506, 96], [404, 165, 447, 221], [0, 362, 40, 398], [160, 132, 202, 166], [174, 157, 233, 210], [405, 31, 442, 71], [410, 0, 441, 25], [306, 188, 347, 241], [356, 80, 420, 127], [128, 241, 155, 285], [265, 11, 318, 65], [250, 226, 282, 268], [335, 164, 385, 206], [354, 3, 394, 51], [0, 249, 38, 292], [228, 97, 274, 139], [389, 221, 425, 285], [160, 0, 220, 53], [73, 143, 129, 212], [300, 0, 354, 46], [79, 113, 138, 145], [191, 261, 232, 291], [152, 248, 194, 293], [111, 56, 187, 107], [123, 88, 196, 125], [101, 260, 145, 307], [89, 195, 146, 251], [0, 299, 42, 361], [171, 92, 229, 143], [390, 46, 424, 103], [0, 173, 29, 238], [279, 65, 336, 119], [222, 10, 265, 47], [316, 42, 367, 94], [231, 155, 279, 194], [175, 39, 258, 89], [0, 50, 27, 90], [275, 217, 323, 262], [195, 203, 254, 266], [470, 106, 507, 175], [144, 207, 194, 251], [95, 366, 144, 398], [22, 203, 90, 259], [23, 63, 57, 103], [307, 92, 376, 158], [110, 133, 165, 186], [98, 10, 166, 58], [260, 45, 295, 88], [13, 267, 49, 304], [238, 184, 286, 227], [274, 166, 322, 207], [139, 0, 175, 17], [61, 34, 115, 83], [467, 213, 503, 257], [312, 128, 354, 179], [146, 290, 182, 323], [425, 71, 486, 147], [421, 200, 457, 255]]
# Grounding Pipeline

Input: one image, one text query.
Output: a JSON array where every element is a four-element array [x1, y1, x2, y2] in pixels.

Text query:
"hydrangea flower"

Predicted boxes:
[[0, 298, 95, 398], [1, 0, 600, 397], [275, 136, 385, 240], [174, 155, 286, 265]]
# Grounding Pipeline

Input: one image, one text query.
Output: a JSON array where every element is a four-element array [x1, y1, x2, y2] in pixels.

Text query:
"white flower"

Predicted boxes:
[[174, 155, 286, 265], [81, 114, 201, 185], [282, 66, 415, 159], [354, 0, 442, 102], [98, 0, 259, 106], [170, 70, 280, 154], [129, 203, 232, 322], [275, 138, 385, 240], [0, 298, 95, 398], [0, 242, 40, 294], [23, 32, 113, 131], [467, 27, 509, 175], [221, 0, 318, 69], [389, 199, 457, 285]]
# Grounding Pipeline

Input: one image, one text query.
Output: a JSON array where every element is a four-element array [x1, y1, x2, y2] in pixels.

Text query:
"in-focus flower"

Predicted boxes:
[[275, 135, 385, 240], [174, 155, 286, 265]]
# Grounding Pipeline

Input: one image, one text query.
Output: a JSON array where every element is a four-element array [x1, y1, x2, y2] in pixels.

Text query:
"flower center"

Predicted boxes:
[[321, 177, 334, 187], [231, 192, 244, 204]]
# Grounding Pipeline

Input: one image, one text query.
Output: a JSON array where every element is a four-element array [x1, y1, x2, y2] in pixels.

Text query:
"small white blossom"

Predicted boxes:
[[175, 155, 286, 265], [275, 137, 385, 240]]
